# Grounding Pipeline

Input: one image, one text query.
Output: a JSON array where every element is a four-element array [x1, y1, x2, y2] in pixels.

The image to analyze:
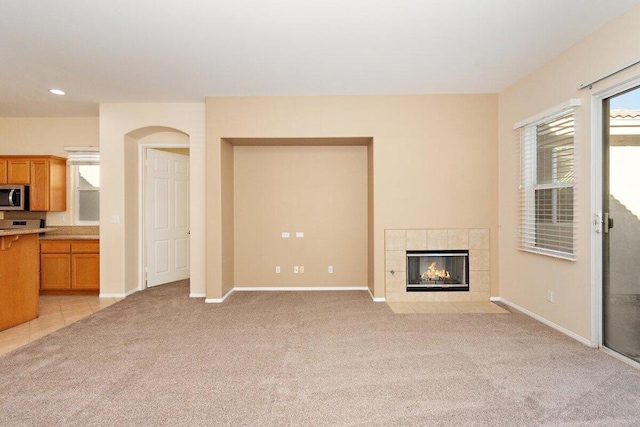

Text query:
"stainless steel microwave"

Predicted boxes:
[[0, 185, 30, 210]]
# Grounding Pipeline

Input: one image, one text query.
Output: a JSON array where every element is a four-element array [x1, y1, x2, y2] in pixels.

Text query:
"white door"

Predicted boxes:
[[146, 148, 190, 287]]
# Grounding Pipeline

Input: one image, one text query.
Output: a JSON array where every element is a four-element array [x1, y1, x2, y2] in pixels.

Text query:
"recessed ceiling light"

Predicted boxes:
[[49, 88, 65, 95]]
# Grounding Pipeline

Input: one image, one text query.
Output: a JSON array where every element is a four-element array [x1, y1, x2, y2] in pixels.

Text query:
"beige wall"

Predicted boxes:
[[498, 4, 640, 341], [367, 144, 375, 295], [221, 139, 235, 296], [206, 94, 499, 299], [0, 117, 99, 224], [0, 117, 99, 157], [99, 104, 206, 298], [233, 145, 368, 287]]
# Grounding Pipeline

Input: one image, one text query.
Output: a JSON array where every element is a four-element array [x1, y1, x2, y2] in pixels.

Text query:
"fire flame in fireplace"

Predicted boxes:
[[421, 262, 451, 281]]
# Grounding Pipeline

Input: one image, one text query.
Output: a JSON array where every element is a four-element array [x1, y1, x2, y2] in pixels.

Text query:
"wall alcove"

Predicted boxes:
[[219, 137, 374, 293]]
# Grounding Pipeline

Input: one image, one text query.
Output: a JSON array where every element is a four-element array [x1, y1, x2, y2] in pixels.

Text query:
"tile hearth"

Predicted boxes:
[[385, 228, 490, 302]]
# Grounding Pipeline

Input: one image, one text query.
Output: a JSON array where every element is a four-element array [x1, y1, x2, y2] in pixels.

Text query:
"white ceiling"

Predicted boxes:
[[1, 0, 639, 117]]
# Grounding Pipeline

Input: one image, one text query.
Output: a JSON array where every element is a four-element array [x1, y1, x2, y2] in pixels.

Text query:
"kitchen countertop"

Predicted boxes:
[[0, 228, 55, 237], [0, 228, 99, 240], [39, 234, 99, 240]]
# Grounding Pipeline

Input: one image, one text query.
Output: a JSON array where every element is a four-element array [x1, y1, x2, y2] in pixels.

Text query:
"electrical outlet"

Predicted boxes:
[[299, 266, 305, 274], [275, 266, 281, 274], [547, 290, 554, 302], [296, 232, 304, 238], [282, 232, 290, 238], [328, 266, 334, 274], [294, 266, 299, 274]]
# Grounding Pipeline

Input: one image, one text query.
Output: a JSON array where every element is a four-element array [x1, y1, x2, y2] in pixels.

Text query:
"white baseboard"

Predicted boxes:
[[99, 293, 126, 298], [368, 287, 386, 302], [233, 286, 368, 292], [189, 293, 206, 298], [495, 297, 595, 347], [205, 286, 370, 303], [205, 288, 234, 304], [125, 288, 138, 297], [489, 296, 501, 302]]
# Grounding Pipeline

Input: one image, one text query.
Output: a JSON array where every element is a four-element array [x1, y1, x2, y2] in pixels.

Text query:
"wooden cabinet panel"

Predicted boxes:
[[29, 159, 50, 211], [41, 241, 71, 253], [40, 239, 99, 294], [48, 157, 67, 211], [0, 234, 39, 331], [0, 160, 7, 184], [72, 241, 100, 253], [40, 253, 72, 290], [7, 159, 30, 184], [71, 254, 100, 290]]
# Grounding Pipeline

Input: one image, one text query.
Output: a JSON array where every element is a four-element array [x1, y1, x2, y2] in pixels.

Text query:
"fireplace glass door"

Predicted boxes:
[[406, 250, 469, 292]]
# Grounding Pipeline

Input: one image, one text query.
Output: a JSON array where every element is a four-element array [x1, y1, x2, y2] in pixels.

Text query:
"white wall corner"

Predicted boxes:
[[205, 288, 234, 304], [368, 287, 386, 302], [99, 293, 126, 299], [125, 288, 138, 297]]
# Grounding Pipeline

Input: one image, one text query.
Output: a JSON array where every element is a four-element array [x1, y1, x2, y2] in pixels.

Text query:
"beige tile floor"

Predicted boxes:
[[387, 301, 509, 314], [0, 295, 122, 357]]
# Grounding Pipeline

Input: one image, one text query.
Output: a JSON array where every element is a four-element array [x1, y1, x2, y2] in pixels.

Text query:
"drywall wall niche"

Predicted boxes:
[[220, 137, 373, 293], [233, 144, 369, 287]]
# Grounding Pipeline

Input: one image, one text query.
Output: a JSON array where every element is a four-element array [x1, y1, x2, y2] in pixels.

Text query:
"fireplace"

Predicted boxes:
[[406, 250, 469, 292]]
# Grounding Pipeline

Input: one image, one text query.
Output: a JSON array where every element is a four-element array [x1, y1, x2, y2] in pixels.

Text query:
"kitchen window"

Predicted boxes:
[[75, 164, 100, 224], [65, 147, 100, 225], [515, 100, 579, 260]]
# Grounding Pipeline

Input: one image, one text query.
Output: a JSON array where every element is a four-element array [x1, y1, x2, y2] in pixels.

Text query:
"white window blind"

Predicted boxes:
[[515, 101, 579, 260]]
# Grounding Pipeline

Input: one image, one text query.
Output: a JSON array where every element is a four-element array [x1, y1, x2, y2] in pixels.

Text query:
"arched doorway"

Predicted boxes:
[[124, 126, 190, 291]]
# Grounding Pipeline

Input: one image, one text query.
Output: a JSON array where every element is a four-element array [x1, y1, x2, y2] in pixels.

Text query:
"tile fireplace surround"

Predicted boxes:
[[385, 229, 490, 302]]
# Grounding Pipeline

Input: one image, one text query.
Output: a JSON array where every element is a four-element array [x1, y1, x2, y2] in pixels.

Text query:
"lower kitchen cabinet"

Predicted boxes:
[[1, 233, 39, 331], [40, 240, 99, 294]]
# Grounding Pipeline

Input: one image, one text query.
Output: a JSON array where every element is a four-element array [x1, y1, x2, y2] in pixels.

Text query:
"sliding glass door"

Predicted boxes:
[[602, 86, 640, 363]]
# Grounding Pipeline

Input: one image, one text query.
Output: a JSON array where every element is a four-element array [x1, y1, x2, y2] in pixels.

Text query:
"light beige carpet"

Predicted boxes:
[[387, 301, 509, 314], [0, 281, 638, 426]]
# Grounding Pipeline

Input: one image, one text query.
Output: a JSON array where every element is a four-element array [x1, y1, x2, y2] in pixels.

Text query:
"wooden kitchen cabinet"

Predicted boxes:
[[0, 233, 39, 331], [40, 240, 100, 294], [0, 155, 66, 211], [30, 157, 66, 211], [7, 159, 30, 184], [40, 253, 72, 290], [0, 159, 7, 184]]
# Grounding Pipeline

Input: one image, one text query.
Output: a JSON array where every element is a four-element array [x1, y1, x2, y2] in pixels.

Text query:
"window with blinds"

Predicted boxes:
[[65, 147, 100, 225], [516, 102, 578, 260]]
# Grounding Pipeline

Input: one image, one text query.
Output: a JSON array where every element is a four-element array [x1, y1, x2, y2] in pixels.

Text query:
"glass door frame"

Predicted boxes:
[[590, 74, 640, 369]]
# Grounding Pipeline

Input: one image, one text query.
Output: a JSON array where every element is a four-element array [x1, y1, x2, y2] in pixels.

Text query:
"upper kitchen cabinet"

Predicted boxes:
[[30, 157, 66, 211], [7, 159, 31, 184], [0, 160, 6, 184], [0, 156, 66, 211]]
